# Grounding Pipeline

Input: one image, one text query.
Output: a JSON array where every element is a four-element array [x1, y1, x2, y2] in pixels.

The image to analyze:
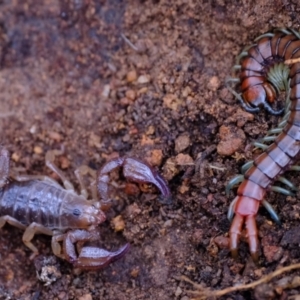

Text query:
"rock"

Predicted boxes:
[[217, 125, 246, 156], [175, 134, 190, 153]]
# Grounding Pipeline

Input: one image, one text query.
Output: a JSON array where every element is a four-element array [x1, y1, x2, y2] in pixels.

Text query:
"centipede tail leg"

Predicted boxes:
[[245, 215, 259, 262], [229, 213, 244, 258]]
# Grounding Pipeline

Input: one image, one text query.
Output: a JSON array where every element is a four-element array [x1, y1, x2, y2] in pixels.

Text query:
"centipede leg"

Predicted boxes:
[[227, 196, 238, 221], [267, 128, 283, 134], [262, 200, 281, 225], [241, 161, 254, 174], [276, 176, 298, 191], [253, 142, 268, 150], [229, 214, 244, 258], [226, 175, 244, 196], [289, 165, 300, 171], [270, 185, 295, 196], [245, 215, 259, 262]]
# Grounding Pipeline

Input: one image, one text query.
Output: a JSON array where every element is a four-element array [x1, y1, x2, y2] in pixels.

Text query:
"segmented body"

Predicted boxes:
[[227, 28, 300, 259], [0, 180, 88, 230]]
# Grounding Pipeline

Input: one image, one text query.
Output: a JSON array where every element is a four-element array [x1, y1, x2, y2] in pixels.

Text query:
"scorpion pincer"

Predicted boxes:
[[0, 146, 170, 270]]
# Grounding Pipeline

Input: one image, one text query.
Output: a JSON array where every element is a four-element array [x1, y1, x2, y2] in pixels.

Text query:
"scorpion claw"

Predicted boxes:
[[74, 243, 130, 270], [98, 157, 171, 202]]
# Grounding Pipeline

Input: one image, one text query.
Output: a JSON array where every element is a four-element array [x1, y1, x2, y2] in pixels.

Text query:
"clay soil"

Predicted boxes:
[[1, 1, 300, 299]]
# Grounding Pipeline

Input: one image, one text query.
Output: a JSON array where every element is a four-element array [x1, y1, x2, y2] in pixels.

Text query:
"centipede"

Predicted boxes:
[[226, 28, 300, 261]]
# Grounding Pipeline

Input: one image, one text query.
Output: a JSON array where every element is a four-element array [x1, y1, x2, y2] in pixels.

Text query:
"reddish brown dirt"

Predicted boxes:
[[1, 1, 300, 299]]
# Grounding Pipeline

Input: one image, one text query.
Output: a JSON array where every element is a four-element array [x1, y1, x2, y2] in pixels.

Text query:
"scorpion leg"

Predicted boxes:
[[0, 146, 9, 188], [97, 157, 171, 203], [0, 215, 26, 231], [13, 174, 63, 189], [45, 150, 75, 191], [22, 222, 53, 256], [74, 165, 97, 199]]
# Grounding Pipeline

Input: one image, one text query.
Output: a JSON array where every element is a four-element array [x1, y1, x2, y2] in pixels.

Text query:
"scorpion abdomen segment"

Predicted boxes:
[[0, 180, 67, 229]]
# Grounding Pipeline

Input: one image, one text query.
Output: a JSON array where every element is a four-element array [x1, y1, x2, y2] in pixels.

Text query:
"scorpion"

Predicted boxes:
[[0, 146, 170, 269]]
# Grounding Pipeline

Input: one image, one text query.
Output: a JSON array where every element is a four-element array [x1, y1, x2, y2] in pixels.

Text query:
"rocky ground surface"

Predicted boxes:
[[1, 1, 300, 299]]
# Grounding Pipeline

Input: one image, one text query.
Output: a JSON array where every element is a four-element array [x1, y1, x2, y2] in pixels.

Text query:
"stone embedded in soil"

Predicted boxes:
[[225, 108, 255, 127], [217, 125, 246, 156], [162, 157, 180, 181], [126, 70, 137, 82], [78, 294, 93, 300], [33, 145, 43, 154], [137, 74, 150, 84], [145, 149, 163, 166], [281, 226, 300, 246], [175, 134, 190, 153], [254, 283, 275, 300], [262, 245, 284, 263], [163, 93, 182, 110], [175, 153, 194, 166], [214, 236, 229, 249], [125, 89, 136, 101], [111, 215, 125, 232], [207, 76, 221, 91]]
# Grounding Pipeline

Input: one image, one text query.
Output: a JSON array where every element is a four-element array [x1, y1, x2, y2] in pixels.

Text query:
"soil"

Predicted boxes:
[[1, 1, 300, 299]]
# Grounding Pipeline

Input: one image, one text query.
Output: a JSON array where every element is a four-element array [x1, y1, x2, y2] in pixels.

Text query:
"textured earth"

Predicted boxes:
[[1, 1, 300, 299]]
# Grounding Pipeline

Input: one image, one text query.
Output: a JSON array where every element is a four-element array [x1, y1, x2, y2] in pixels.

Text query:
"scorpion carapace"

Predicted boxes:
[[0, 147, 170, 270], [226, 28, 300, 261]]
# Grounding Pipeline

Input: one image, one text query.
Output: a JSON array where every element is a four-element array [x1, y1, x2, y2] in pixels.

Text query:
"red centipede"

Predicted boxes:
[[226, 28, 300, 261]]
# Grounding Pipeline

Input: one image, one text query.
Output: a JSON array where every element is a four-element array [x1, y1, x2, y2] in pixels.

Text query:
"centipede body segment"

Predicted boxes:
[[227, 28, 300, 260]]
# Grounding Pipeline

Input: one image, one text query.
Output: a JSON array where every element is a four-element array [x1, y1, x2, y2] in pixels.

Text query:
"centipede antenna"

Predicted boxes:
[[262, 200, 281, 225], [270, 185, 295, 196], [276, 176, 298, 191], [252, 142, 268, 150], [226, 175, 244, 196], [241, 161, 254, 174]]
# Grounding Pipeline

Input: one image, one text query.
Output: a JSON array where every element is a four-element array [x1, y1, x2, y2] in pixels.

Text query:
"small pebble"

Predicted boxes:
[[125, 89, 136, 100], [217, 125, 245, 156], [175, 153, 194, 166], [145, 149, 163, 166], [175, 134, 190, 153], [33, 146, 43, 154], [111, 215, 125, 232], [126, 70, 137, 82], [101, 84, 110, 98], [78, 294, 93, 300], [207, 76, 221, 91], [137, 74, 150, 84], [175, 286, 182, 297], [11, 152, 20, 162]]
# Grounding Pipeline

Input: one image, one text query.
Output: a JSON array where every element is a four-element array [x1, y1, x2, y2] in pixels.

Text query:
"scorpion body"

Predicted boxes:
[[0, 147, 170, 269], [227, 28, 300, 260]]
